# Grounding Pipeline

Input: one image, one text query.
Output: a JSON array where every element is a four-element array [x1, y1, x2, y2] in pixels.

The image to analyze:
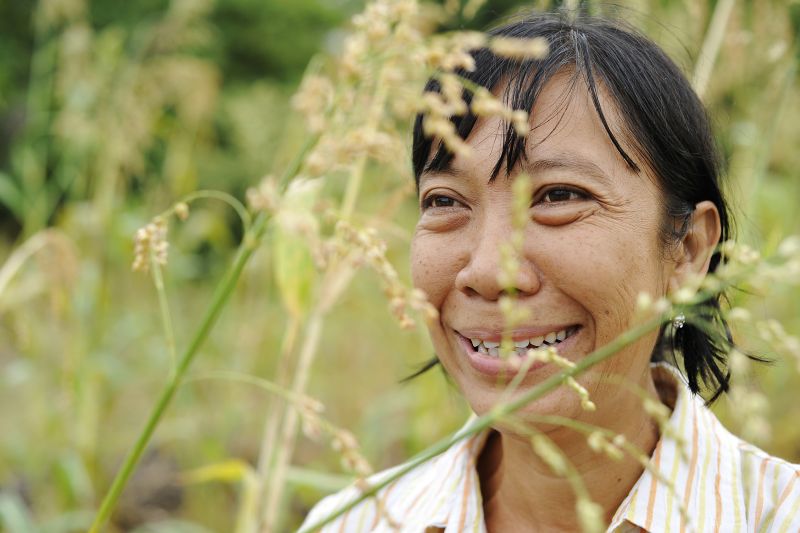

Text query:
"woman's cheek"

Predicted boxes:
[[550, 233, 637, 320], [410, 234, 453, 306]]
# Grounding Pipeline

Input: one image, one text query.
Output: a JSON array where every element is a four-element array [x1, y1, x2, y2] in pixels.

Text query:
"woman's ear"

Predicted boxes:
[[669, 200, 721, 291]]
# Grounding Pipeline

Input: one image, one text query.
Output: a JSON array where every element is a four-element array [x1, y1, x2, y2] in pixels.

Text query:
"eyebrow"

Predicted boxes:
[[417, 166, 466, 188], [521, 156, 614, 186], [418, 155, 614, 186]]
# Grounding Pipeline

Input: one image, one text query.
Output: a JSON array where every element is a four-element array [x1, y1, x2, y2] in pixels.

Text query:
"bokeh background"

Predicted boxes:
[[0, 0, 798, 531]]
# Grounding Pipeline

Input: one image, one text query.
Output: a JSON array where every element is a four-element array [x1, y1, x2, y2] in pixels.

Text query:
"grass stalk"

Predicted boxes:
[[691, 0, 735, 100], [177, 190, 253, 231], [503, 418, 594, 518], [150, 260, 178, 377], [0, 231, 58, 298], [257, 314, 302, 472], [524, 412, 692, 525], [186, 370, 316, 408], [258, 83, 391, 522], [254, 314, 301, 527], [340, 68, 389, 221], [88, 213, 269, 532], [298, 312, 669, 532], [299, 242, 781, 530], [261, 309, 325, 531], [742, 56, 798, 229], [88, 122, 321, 531]]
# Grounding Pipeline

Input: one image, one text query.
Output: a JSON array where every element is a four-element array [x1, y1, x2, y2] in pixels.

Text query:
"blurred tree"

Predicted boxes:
[[212, 0, 348, 85], [0, 2, 33, 166], [0, 0, 357, 237]]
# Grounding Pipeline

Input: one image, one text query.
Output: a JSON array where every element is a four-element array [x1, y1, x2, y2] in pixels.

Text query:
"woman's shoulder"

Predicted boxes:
[[630, 364, 800, 532], [733, 436, 800, 528], [691, 388, 800, 526], [687, 388, 800, 530], [300, 428, 487, 533], [299, 461, 410, 533]]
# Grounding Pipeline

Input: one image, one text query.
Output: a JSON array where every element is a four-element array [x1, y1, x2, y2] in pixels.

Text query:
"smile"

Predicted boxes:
[[454, 325, 582, 377], [466, 326, 579, 358]]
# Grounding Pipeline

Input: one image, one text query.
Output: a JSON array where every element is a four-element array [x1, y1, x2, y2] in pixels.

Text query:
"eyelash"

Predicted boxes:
[[421, 194, 460, 210], [536, 186, 589, 204], [420, 186, 589, 211]]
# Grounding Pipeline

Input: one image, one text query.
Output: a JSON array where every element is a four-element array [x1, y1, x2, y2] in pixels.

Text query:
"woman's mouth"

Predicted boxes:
[[454, 326, 582, 377], [466, 326, 580, 357]]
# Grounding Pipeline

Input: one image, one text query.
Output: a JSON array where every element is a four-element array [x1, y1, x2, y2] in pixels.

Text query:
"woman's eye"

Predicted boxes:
[[539, 188, 586, 204], [422, 194, 459, 210]]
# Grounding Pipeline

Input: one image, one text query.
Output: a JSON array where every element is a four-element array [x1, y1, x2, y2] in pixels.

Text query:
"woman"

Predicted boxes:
[[302, 12, 800, 532]]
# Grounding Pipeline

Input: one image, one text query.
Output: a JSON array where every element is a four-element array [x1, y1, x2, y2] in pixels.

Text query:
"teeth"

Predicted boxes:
[[469, 328, 574, 356]]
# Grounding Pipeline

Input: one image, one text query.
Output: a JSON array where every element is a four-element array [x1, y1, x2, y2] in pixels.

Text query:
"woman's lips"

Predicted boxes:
[[454, 327, 581, 378]]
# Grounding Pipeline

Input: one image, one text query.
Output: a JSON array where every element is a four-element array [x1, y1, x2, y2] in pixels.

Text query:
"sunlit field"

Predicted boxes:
[[0, 0, 799, 531]]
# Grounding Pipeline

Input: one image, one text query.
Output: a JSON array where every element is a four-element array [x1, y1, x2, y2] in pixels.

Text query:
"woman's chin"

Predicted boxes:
[[461, 386, 586, 430]]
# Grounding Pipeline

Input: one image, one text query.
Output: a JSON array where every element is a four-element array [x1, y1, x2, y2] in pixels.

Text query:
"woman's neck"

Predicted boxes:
[[477, 382, 662, 532]]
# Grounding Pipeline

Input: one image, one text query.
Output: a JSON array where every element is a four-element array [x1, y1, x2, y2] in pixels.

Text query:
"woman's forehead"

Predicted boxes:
[[421, 78, 637, 185]]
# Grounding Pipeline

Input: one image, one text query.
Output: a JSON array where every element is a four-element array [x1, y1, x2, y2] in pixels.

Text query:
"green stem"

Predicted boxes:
[[297, 312, 669, 533], [279, 134, 320, 191], [185, 370, 312, 410], [174, 190, 253, 232], [150, 259, 177, 377], [297, 237, 775, 531], [88, 214, 268, 532], [88, 126, 321, 530]]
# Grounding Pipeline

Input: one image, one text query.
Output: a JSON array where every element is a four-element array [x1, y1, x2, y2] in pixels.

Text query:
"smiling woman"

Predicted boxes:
[[413, 79, 681, 423], [301, 11, 800, 533]]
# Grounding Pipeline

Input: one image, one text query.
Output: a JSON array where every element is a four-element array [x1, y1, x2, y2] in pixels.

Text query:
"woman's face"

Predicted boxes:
[[411, 76, 677, 426]]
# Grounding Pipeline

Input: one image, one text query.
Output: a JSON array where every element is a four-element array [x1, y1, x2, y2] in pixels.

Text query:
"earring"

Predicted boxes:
[[673, 313, 686, 329]]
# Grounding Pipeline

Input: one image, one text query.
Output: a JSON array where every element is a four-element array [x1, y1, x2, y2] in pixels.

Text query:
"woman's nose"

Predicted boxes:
[[454, 227, 541, 301]]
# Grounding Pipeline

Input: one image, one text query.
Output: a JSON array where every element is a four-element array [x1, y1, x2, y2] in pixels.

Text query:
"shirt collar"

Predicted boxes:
[[413, 422, 489, 531], [608, 363, 743, 532], [420, 363, 741, 533]]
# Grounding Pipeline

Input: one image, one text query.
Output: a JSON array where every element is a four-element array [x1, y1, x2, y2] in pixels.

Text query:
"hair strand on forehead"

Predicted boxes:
[[572, 30, 640, 173]]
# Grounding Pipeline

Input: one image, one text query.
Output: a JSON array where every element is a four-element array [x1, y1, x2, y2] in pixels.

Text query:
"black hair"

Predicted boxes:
[[409, 11, 744, 402]]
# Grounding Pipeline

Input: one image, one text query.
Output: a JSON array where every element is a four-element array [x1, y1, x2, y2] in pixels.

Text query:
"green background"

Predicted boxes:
[[0, 0, 798, 531]]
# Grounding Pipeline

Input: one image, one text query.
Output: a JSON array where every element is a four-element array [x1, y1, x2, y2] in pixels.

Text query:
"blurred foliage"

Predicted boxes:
[[0, 0, 798, 532]]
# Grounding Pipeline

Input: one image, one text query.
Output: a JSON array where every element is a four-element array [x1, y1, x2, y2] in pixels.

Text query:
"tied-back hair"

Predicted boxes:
[[408, 11, 751, 403]]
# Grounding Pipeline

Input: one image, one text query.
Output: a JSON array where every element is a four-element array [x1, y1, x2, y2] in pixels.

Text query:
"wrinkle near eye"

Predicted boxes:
[[533, 204, 598, 226], [417, 208, 470, 232]]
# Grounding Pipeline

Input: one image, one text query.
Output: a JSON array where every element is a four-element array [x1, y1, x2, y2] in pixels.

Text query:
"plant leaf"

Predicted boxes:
[[272, 178, 322, 319], [0, 172, 25, 221]]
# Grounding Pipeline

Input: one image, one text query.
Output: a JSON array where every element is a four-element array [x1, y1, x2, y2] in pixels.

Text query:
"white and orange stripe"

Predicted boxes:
[[302, 364, 800, 532]]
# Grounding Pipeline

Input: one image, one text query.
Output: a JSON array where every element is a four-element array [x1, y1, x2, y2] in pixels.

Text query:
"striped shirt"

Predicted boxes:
[[302, 364, 800, 532]]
